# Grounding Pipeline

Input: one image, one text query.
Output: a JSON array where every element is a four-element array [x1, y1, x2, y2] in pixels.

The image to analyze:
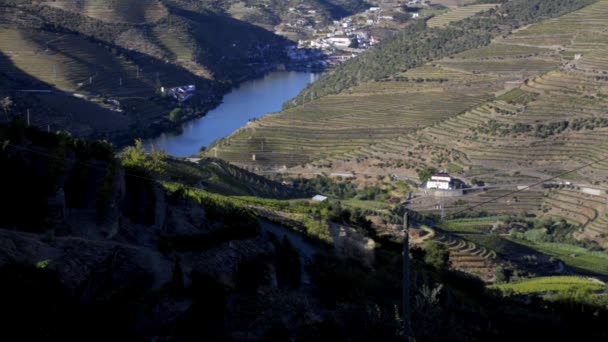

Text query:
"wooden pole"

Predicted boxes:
[[403, 211, 411, 338]]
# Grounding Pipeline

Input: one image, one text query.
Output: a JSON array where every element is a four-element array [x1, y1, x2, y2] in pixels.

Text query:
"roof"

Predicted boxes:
[[312, 195, 328, 202], [434, 172, 450, 177]]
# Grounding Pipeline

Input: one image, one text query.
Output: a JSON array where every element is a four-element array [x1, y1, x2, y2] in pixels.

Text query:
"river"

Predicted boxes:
[[146, 71, 320, 157]]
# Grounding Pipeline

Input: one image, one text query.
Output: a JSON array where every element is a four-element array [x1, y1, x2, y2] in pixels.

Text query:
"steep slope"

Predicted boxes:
[[209, 0, 608, 248], [208, 0, 601, 169], [44, 0, 168, 24], [290, 0, 596, 105], [0, 1, 291, 144], [2, 124, 608, 339]]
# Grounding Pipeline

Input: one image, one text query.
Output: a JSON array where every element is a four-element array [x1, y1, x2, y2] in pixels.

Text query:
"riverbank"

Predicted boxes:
[[145, 70, 320, 157]]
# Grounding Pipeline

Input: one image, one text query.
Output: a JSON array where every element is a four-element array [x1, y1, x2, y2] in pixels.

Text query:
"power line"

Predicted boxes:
[[5, 135, 608, 218], [450, 155, 608, 217]]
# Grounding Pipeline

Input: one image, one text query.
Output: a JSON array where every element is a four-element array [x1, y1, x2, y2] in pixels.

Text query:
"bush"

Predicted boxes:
[[418, 166, 438, 183], [169, 107, 183, 122], [423, 241, 451, 271]]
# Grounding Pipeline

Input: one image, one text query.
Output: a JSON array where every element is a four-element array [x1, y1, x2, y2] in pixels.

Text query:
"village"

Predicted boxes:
[[282, 0, 444, 67]]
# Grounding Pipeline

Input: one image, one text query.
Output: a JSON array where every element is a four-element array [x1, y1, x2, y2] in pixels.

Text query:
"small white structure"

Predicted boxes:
[[426, 173, 452, 190], [327, 36, 351, 48], [312, 195, 328, 202], [411, 13, 420, 19], [168, 84, 196, 103]]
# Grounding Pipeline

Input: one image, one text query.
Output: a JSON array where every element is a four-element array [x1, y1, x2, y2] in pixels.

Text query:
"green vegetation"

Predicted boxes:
[[424, 241, 451, 271], [169, 108, 183, 123], [490, 276, 604, 294], [427, 4, 498, 28], [122, 139, 167, 175], [510, 238, 608, 276], [418, 166, 438, 183], [35, 259, 52, 269], [292, 0, 595, 105]]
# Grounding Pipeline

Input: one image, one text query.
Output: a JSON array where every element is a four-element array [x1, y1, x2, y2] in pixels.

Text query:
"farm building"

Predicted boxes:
[[167, 85, 196, 103], [312, 195, 328, 202], [426, 173, 452, 190]]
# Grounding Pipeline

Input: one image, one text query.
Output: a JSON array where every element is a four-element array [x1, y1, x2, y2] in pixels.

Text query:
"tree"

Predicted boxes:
[[169, 107, 183, 122], [423, 241, 450, 271], [349, 37, 359, 48], [418, 166, 438, 183], [1, 96, 13, 122], [122, 139, 167, 174], [495, 265, 512, 284]]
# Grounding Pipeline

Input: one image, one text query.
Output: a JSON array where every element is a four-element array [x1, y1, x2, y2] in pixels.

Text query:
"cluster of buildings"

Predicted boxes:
[[165, 85, 196, 103], [279, 3, 327, 37], [292, 1, 434, 67]]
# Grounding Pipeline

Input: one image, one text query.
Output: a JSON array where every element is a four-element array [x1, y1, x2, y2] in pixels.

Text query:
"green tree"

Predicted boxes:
[[169, 107, 183, 122], [122, 139, 167, 174], [423, 241, 450, 271], [418, 166, 438, 183], [495, 265, 512, 284]]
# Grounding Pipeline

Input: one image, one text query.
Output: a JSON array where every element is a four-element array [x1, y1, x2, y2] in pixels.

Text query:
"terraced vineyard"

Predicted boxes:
[[44, 0, 168, 24], [433, 232, 498, 281], [438, 216, 509, 234], [0, 27, 155, 95], [275, 1, 608, 193], [216, 1, 608, 176], [543, 189, 604, 228], [210, 65, 500, 168], [427, 4, 499, 28]]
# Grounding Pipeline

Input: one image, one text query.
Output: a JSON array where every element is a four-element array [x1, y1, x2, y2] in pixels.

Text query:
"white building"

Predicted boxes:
[[327, 36, 351, 48], [426, 173, 452, 190], [312, 195, 328, 202]]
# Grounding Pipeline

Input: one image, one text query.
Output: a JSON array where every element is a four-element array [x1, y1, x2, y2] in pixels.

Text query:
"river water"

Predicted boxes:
[[146, 71, 319, 157]]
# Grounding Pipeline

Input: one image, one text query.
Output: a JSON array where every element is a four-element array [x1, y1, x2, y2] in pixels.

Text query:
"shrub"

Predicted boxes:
[[169, 107, 183, 122], [423, 241, 451, 271]]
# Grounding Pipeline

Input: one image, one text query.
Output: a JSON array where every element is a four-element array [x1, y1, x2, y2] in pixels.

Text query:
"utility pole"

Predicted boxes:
[[403, 211, 411, 339], [26, 109, 30, 126]]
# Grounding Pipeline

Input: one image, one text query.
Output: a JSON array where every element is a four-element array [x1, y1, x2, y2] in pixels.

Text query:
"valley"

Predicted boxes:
[[1, 0, 608, 339], [207, 0, 608, 281]]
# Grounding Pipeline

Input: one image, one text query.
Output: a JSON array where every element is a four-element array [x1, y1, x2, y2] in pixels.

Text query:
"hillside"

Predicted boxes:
[[1, 122, 608, 339], [166, 0, 369, 30], [45, 0, 168, 24], [289, 0, 596, 105], [0, 0, 291, 145], [2, 0, 608, 339], [207, 0, 608, 278], [209, 0, 604, 170]]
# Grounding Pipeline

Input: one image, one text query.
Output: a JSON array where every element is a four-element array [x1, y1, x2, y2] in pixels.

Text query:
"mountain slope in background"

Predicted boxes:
[[0, 0, 291, 144]]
